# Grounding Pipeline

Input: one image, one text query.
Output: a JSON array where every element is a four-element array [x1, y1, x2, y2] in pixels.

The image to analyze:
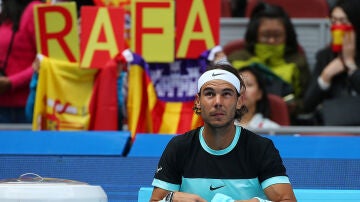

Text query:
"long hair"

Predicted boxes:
[[244, 2, 299, 57], [337, 0, 360, 54], [238, 66, 271, 118], [194, 62, 248, 120], [0, 0, 33, 32]]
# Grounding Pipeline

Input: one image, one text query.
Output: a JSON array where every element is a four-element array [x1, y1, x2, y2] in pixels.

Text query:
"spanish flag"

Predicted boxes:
[[127, 52, 203, 139], [32, 55, 118, 130]]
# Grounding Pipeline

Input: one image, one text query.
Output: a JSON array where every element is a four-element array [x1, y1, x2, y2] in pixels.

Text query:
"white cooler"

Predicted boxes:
[[0, 173, 108, 202]]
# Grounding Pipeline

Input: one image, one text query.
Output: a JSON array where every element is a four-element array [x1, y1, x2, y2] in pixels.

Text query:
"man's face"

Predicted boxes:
[[196, 80, 240, 128]]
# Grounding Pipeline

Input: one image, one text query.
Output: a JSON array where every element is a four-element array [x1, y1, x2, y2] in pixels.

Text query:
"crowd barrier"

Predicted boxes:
[[0, 130, 360, 202], [220, 18, 331, 71], [0, 130, 131, 155]]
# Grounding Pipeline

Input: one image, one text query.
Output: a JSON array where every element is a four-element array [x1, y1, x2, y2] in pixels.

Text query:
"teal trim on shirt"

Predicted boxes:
[[261, 176, 290, 189], [199, 126, 241, 155], [152, 179, 180, 191]]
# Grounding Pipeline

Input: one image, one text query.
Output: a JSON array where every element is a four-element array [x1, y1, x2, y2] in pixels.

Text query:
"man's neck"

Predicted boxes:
[[202, 124, 236, 150]]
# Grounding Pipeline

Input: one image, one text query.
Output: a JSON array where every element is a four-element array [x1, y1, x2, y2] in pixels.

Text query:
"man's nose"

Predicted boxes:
[[214, 94, 222, 107]]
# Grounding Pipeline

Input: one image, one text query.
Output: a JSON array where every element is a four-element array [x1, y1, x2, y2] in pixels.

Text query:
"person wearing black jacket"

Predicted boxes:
[[303, 0, 360, 125]]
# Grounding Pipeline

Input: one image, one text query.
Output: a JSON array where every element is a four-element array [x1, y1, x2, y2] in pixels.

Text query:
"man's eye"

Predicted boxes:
[[223, 92, 234, 96], [204, 92, 215, 96]]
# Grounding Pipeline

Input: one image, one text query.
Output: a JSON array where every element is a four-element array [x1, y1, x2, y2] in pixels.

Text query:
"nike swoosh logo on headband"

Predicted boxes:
[[212, 72, 224, 77]]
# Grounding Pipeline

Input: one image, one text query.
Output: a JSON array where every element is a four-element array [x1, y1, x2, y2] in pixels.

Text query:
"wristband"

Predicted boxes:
[[165, 191, 174, 202], [345, 63, 357, 75], [253, 197, 272, 202], [317, 76, 330, 90]]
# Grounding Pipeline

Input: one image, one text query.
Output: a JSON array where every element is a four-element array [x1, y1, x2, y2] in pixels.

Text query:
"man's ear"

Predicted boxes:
[[195, 93, 201, 107], [236, 94, 244, 109]]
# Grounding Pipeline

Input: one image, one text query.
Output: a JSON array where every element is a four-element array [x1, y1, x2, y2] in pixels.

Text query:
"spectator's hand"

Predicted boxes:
[[214, 51, 226, 63], [172, 191, 207, 202], [342, 30, 358, 74], [321, 57, 345, 83], [0, 76, 11, 94], [342, 30, 356, 66], [32, 57, 40, 72]]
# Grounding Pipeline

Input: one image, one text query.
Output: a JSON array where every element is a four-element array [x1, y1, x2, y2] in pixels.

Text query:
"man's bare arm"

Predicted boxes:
[[263, 183, 297, 202]]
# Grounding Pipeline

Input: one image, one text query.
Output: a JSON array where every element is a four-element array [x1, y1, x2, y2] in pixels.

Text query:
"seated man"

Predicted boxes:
[[150, 61, 296, 202]]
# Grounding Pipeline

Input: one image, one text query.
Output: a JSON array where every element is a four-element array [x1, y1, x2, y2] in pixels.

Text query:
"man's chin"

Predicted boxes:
[[208, 120, 233, 128]]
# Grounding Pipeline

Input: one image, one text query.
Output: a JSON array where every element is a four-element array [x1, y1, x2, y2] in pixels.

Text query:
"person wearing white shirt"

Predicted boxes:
[[235, 66, 280, 129]]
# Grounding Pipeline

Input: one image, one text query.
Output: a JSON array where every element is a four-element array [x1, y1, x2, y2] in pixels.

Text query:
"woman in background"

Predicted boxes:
[[228, 2, 310, 125], [235, 66, 280, 129], [0, 0, 41, 123]]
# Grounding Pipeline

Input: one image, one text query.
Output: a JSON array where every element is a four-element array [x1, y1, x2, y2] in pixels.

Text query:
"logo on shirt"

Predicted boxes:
[[209, 185, 225, 191], [156, 166, 163, 173], [212, 72, 224, 77]]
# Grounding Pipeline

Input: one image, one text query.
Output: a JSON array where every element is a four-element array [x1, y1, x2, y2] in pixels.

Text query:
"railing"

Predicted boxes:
[[1, 123, 359, 135], [0, 124, 32, 130], [249, 126, 360, 135]]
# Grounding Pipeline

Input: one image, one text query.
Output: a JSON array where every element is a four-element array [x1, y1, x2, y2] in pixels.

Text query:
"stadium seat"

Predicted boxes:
[[245, 0, 329, 18], [223, 39, 245, 55], [268, 93, 290, 126], [221, 0, 232, 17]]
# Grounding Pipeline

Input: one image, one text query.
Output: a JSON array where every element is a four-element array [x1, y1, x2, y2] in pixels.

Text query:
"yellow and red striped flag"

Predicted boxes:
[[127, 53, 203, 139]]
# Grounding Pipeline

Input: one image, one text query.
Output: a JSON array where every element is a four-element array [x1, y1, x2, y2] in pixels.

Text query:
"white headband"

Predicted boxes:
[[197, 69, 241, 93]]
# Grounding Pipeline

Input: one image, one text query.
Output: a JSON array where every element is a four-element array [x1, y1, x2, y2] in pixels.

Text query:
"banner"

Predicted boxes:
[[92, 0, 132, 47], [32, 56, 118, 130], [80, 6, 125, 68], [176, 0, 220, 59], [131, 0, 174, 62], [127, 52, 203, 139], [34, 2, 79, 62]]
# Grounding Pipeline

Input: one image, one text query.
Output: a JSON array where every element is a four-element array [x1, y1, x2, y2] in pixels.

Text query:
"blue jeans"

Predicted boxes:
[[0, 107, 30, 123]]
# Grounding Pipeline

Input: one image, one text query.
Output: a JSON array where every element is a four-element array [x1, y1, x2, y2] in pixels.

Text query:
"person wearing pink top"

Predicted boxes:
[[0, 0, 41, 123]]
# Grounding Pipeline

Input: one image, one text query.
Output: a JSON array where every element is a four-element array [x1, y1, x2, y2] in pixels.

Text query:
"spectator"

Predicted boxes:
[[227, 2, 311, 124], [235, 65, 280, 129], [150, 63, 296, 202], [303, 0, 360, 126], [0, 0, 41, 123]]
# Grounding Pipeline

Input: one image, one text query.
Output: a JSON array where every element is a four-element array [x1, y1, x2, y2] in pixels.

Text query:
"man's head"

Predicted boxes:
[[194, 62, 247, 127]]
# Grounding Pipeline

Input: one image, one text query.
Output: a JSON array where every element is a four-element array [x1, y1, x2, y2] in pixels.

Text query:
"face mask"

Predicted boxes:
[[254, 43, 286, 66], [254, 43, 285, 60]]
